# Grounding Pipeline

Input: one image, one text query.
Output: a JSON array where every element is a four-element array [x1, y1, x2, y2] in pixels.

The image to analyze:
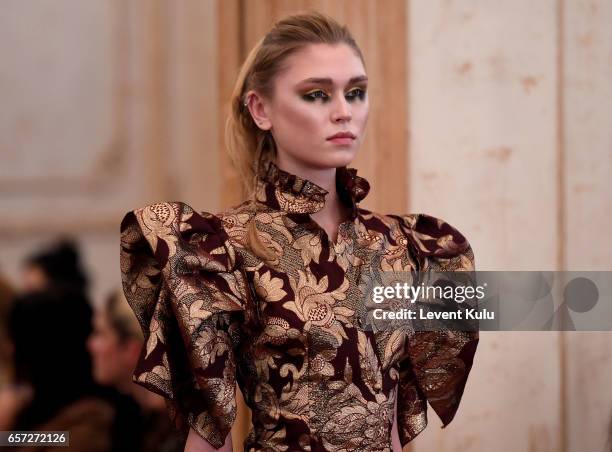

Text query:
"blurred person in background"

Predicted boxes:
[[0, 273, 16, 388], [88, 290, 184, 452], [21, 239, 89, 294], [0, 287, 114, 452]]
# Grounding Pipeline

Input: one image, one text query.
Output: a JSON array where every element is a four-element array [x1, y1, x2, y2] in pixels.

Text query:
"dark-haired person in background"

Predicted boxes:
[[0, 288, 115, 452], [20, 239, 89, 294], [0, 272, 15, 388]]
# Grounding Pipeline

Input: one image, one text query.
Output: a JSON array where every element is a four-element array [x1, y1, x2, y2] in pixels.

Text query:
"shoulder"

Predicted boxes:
[[35, 397, 114, 437], [378, 210, 475, 271], [120, 201, 239, 272], [121, 201, 227, 242], [120, 201, 249, 330]]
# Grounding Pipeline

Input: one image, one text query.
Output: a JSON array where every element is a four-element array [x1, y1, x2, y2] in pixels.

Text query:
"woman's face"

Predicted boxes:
[[21, 264, 48, 292], [87, 310, 139, 387], [252, 43, 369, 170]]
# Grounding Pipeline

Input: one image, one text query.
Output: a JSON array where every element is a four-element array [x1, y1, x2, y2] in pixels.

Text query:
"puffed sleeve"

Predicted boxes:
[[119, 201, 249, 449], [392, 213, 479, 446]]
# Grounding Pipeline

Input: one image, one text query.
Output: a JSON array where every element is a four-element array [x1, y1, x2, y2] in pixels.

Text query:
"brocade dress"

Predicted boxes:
[[120, 160, 479, 451]]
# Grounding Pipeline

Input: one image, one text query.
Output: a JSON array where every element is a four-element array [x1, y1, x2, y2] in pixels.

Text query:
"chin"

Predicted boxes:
[[328, 150, 357, 168], [312, 148, 357, 169], [93, 371, 106, 385]]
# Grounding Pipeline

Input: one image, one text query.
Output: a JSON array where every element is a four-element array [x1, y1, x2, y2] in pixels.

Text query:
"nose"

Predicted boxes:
[[331, 94, 351, 123]]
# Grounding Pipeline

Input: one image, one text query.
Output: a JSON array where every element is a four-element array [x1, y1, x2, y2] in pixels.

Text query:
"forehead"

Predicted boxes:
[[277, 43, 365, 85]]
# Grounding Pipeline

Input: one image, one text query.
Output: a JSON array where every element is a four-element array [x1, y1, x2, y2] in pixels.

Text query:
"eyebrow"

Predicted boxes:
[[297, 75, 368, 86]]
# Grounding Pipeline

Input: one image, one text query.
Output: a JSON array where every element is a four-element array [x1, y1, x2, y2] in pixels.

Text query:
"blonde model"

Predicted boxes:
[[120, 11, 478, 452]]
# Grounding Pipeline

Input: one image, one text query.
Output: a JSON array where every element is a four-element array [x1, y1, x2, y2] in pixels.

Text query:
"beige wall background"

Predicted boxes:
[[1, 1, 610, 451]]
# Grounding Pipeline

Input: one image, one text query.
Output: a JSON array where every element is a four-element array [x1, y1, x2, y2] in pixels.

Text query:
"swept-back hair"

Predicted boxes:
[[225, 11, 364, 264]]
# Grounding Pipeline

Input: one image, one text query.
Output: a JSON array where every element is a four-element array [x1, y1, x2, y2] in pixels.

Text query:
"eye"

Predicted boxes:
[[303, 90, 329, 102], [346, 88, 367, 102]]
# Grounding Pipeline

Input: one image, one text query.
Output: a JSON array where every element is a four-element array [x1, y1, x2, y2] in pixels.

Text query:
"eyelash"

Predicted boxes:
[[302, 88, 367, 103]]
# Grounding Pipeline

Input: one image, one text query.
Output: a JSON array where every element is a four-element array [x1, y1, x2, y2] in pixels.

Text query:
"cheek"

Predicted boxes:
[[92, 338, 118, 363], [92, 341, 111, 360], [353, 101, 369, 131], [274, 101, 323, 141], [21, 267, 48, 292]]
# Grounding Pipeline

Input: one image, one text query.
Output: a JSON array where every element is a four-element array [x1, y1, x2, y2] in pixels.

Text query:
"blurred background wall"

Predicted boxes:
[[1, 1, 610, 451]]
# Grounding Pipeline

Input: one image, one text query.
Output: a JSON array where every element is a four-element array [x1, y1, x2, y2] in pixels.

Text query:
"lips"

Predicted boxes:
[[327, 131, 356, 140]]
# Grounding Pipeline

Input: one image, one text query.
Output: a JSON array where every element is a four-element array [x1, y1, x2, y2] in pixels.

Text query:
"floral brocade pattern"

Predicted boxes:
[[120, 160, 479, 451]]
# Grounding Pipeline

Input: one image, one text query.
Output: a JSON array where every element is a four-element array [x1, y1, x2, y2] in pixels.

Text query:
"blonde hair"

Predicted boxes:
[[224, 11, 365, 264], [105, 290, 143, 343]]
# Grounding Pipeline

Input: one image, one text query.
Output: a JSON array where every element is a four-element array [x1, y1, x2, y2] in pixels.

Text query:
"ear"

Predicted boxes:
[[245, 90, 272, 131]]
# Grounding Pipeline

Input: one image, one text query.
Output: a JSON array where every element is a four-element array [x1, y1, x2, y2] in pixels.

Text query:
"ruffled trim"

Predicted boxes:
[[120, 201, 246, 448], [259, 159, 329, 202], [391, 212, 474, 271], [120, 202, 244, 334], [255, 160, 371, 215], [389, 212, 478, 446]]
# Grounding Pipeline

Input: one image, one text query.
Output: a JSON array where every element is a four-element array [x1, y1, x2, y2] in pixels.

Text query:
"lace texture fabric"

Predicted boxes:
[[120, 160, 478, 451]]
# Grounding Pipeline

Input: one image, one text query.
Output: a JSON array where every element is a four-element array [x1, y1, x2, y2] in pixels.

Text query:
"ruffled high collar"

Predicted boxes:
[[254, 159, 370, 216]]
